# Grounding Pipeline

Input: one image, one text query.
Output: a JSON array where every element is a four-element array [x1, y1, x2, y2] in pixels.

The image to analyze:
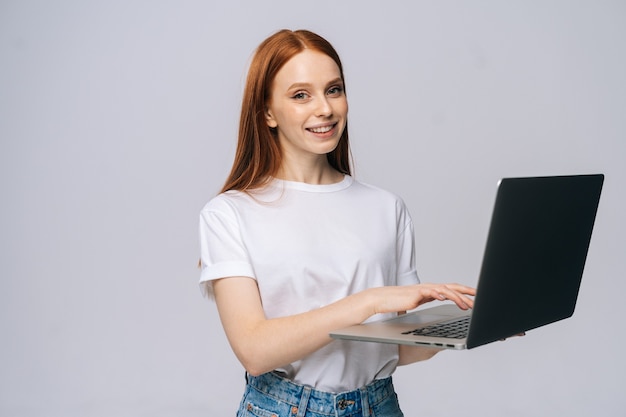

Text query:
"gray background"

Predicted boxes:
[[1, 1, 624, 416]]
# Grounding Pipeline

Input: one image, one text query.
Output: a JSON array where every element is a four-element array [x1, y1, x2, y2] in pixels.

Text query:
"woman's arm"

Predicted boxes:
[[212, 277, 475, 376], [395, 309, 444, 366], [397, 345, 443, 365]]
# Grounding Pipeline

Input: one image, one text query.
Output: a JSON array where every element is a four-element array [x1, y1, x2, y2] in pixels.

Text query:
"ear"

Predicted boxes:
[[265, 109, 278, 128]]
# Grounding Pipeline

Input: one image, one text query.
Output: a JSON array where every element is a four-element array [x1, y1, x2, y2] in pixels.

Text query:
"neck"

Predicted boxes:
[[276, 155, 343, 185]]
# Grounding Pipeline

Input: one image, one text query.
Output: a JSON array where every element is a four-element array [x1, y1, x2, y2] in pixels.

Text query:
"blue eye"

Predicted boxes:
[[292, 92, 309, 100], [327, 86, 344, 96]]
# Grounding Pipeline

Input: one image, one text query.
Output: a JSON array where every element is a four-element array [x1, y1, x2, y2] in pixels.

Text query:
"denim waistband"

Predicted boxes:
[[246, 371, 396, 416]]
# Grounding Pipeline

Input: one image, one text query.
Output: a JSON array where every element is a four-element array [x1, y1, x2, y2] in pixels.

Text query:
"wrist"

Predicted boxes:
[[352, 287, 378, 321]]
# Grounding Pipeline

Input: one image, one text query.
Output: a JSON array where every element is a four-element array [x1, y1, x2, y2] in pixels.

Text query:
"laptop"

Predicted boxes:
[[330, 174, 604, 350]]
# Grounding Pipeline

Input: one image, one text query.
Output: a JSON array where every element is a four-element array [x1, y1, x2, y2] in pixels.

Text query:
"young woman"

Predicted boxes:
[[199, 29, 476, 417]]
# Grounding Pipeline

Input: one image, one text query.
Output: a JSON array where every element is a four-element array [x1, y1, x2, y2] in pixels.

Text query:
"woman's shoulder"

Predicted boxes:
[[200, 185, 278, 216], [200, 189, 247, 215], [349, 177, 407, 205]]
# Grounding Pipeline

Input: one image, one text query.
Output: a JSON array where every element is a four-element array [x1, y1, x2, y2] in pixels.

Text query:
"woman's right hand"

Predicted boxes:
[[363, 283, 476, 316]]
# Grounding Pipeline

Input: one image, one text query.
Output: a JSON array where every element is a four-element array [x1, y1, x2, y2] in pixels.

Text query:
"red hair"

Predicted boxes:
[[220, 29, 352, 193]]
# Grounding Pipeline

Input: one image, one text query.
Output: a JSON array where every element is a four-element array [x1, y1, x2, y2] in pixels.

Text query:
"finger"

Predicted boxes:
[[438, 286, 474, 310], [421, 287, 447, 302], [443, 283, 477, 296], [441, 284, 476, 308], [500, 332, 527, 341]]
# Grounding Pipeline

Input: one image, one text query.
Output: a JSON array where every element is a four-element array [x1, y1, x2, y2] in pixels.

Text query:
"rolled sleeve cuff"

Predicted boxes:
[[199, 261, 256, 299]]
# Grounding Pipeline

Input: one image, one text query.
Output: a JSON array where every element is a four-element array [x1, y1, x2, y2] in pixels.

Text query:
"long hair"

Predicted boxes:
[[220, 29, 352, 193]]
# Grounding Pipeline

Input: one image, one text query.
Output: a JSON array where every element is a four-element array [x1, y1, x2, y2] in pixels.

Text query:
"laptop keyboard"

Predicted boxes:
[[402, 316, 471, 339]]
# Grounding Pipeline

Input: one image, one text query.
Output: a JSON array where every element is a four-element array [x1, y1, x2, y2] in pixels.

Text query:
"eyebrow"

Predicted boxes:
[[287, 77, 344, 91]]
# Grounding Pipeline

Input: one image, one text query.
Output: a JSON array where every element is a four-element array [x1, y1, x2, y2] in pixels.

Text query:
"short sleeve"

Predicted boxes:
[[198, 197, 256, 299], [395, 200, 420, 286]]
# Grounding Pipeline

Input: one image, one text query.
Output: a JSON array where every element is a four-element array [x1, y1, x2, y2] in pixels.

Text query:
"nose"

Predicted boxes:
[[316, 96, 333, 118]]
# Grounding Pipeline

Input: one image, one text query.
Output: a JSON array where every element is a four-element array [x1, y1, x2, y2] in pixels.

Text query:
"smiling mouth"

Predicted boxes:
[[307, 123, 336, 134]]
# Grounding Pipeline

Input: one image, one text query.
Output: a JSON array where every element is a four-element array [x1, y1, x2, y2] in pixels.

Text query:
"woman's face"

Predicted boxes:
[[265, 49, 348, 163]]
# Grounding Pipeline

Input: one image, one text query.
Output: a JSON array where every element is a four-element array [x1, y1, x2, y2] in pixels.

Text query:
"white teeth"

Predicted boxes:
[[309, 125, 333, 133]]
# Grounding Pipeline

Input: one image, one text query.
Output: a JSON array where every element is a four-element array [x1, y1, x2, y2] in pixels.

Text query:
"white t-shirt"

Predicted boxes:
[[198, 175, 419, 392]]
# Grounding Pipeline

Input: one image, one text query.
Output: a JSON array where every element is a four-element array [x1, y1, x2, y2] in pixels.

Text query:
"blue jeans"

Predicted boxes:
[[237, 372, 404, 417]]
